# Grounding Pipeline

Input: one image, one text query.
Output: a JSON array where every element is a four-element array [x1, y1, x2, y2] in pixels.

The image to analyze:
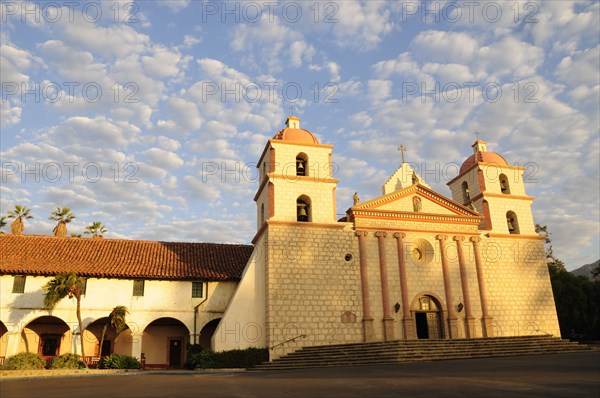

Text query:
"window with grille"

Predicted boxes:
[[192, 281, 204, 298], [132, 280, 145, 296], [12, 275, 26, 293]]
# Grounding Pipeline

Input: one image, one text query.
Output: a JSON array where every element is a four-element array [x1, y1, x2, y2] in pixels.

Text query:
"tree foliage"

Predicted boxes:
[[49, 207, 75, 237], [537, 224, 600, 340], [98, 306, 129, 356], [85, 221, 107, 238], [42, 272, 88, 361], [7, 205, 33, 235], [535, 224, 566, 271]]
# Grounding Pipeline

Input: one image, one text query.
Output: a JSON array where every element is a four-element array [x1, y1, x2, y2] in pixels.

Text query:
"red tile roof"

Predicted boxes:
[[0, 234, 253, 281]]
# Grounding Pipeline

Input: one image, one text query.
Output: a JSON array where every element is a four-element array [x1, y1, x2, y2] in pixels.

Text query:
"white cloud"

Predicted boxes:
[[330, 0, 394, 50], [158, 0, 191, 13], [144, 148, 184, 170], [141, 46, 182, 78], [231, 16, 314, 72], [555, 45, 600, 87]]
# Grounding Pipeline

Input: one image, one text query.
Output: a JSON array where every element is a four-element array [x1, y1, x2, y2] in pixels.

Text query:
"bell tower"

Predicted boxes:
[[254, 116, 339, 228], [447, 139, 536, 235]]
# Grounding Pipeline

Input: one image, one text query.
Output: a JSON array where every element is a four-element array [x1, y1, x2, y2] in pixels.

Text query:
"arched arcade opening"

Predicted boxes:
[[142, 317, 190, 369]]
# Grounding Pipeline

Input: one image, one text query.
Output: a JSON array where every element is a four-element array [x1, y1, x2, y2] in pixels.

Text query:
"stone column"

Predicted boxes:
[[470, 236, 494, 337], [375, 231, 394, 341], [454, 236, 477, 338], [394, 232, 416, 339], [356, 231, 375, 342], [436, 235, 459, 338]]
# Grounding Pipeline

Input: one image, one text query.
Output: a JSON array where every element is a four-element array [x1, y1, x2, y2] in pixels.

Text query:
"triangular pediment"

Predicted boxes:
[[353, 184, 480, 218]]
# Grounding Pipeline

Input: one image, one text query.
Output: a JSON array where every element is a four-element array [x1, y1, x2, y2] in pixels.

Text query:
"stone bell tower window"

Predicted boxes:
[[296, 196, 311, 222], [506, 211, 519, 234], [499, 174, 510, 194], [296, 153, 308, 176], [461, 181, 470, 203]]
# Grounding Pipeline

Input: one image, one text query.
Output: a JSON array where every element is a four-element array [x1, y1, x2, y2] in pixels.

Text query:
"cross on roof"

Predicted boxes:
[[398, 145, 407, 163], [474, 130, 480, 140], [289, 106, 295, 116]]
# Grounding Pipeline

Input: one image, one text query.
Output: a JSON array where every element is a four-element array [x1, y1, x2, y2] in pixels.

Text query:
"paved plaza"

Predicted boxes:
[[2, 352, 599, 398]]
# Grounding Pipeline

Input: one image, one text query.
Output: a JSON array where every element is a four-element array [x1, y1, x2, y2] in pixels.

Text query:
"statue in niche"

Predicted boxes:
[[413, 196, 422, 212]]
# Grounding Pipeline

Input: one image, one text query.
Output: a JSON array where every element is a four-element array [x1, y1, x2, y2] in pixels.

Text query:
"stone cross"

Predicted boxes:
[[398, 145, 407, 163]]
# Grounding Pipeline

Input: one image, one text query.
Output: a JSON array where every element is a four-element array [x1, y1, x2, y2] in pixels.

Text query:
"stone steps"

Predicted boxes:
[[253, 336, 596, 371]]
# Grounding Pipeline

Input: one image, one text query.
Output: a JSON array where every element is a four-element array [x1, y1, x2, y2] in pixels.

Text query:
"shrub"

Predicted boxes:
[[2, 352, 46, 370], [185, 346, 268, 369], [50, 354, 85, 369], [98, 354, 141, 369], [185, 350, 216, 370]]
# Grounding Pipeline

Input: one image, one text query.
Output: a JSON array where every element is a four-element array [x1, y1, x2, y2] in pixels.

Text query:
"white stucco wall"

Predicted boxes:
[[213, 236, 266, 352], [0, 275, 237, 360]]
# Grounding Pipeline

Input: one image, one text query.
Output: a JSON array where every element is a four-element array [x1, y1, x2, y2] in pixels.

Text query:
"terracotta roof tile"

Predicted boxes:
[[0, 234, 253, 281]]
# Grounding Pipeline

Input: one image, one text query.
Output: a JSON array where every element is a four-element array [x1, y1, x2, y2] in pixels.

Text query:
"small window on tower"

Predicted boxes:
[[499, 174, 511, 194], [296, 196, 311, 222], [506, 211, 519, 234], [461, 181, 470, 203], [296, 153, 308, 176]]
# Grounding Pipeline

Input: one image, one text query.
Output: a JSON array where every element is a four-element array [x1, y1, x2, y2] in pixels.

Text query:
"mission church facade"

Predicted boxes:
[[0, 116, 560, 366]]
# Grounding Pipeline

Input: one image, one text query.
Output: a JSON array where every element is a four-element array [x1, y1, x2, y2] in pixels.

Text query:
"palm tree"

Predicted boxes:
[[49, 207, 75, 237], [7, 205, 33, 235], [0, 216, 7, 230], [84, 222, 107, 238], [98, 306, 129, 357], [43, 272, 87, 363]]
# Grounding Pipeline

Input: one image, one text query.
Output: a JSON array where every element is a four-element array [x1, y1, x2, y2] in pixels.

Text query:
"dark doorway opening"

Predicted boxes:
[[169, 339, 182, 367], [416, 313, 429, 339]]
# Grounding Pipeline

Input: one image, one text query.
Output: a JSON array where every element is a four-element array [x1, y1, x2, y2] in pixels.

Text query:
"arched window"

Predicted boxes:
[[413, 196, 422, 212], [506, 211, 519, 234], [461, 181, 470, 203], [296, 153, 308, 177], [296, 195, 311, 222], [499, 174, 510, 194]]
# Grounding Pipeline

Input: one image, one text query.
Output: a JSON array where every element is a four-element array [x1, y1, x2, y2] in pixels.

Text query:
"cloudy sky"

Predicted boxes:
[[1, 1, 598, 269]]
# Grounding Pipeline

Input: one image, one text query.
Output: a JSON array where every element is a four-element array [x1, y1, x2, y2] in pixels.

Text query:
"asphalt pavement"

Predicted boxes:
[[1, 352, 599, 398]]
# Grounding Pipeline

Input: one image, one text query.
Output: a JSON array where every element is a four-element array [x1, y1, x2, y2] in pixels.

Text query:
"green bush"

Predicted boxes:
[[98, 354, 141, 369], [2, 352, 46, 370], [50, 354, 85, 369], [185, 346, 268, 369]]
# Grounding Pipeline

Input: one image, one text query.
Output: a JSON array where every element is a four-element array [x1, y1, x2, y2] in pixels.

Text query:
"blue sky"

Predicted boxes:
[[1, 0, 598, 269]]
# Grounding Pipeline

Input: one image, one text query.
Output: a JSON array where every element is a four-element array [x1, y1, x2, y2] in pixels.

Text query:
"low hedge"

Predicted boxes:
[[50, 354, 85, 369], [98, 354, 141, 369], [2, 352, 46, 370], [185, 346, 268, 369]]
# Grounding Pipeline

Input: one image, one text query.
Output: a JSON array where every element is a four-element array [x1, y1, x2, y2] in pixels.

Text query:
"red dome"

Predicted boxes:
[[273, 128, 319, 144], [272, 116, 320, 144], [460, 151, 508, 174]]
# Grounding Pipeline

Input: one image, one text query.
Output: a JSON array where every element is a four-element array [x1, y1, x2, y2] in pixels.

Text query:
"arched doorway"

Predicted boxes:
[[20, 316, 70, 362], [0, 321, 8, 364], [199, 318, 221, 349], [84, 318, 132, 357], [412, 295, 444, 340], [143, 317, 189, 369]]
